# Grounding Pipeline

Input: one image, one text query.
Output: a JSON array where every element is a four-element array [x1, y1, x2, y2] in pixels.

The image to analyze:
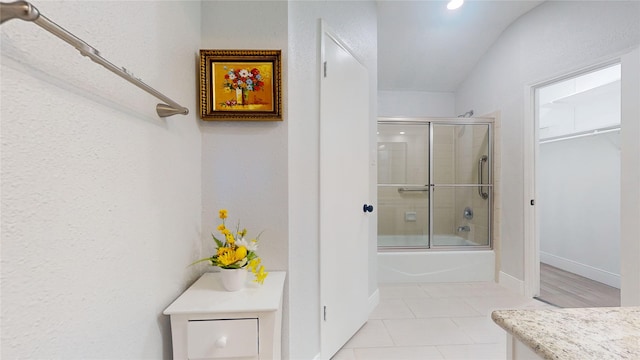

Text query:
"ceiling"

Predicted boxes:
[[377, 0, 544, 92]]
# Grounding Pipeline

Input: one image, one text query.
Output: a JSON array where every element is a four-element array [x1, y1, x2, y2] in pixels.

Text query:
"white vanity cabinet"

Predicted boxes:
[[163, 272, 286, 360]]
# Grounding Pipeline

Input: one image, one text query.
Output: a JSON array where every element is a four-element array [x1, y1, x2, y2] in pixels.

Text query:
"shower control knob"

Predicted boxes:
[[363, 204, 374, 213]]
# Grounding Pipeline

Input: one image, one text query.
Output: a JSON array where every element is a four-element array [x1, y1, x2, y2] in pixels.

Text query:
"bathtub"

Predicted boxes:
[[377, 235, 495, 283]]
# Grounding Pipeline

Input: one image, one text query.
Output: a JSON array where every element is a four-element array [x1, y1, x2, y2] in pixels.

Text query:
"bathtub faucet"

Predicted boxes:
[[457, 225, 470, 232]]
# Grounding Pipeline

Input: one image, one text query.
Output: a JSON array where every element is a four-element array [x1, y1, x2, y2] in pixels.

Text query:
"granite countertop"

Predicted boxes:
[[491, 307, 640, 360]]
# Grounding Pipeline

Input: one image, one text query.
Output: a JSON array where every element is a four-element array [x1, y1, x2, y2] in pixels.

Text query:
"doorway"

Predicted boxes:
[[533, 63, 621, 307]]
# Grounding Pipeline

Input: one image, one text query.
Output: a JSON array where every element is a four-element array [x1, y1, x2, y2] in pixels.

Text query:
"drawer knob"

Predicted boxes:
[[215, 336, 227, 348]]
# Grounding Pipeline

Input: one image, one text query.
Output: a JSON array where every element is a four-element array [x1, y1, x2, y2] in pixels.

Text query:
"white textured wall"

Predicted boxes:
[[199, 0, 290, 357], [539, 134, 621, 287], [455, 1, 640, 281], [378, 90, 455, 117], [288, 2, 377, 359], [199, 1, 289, 276], [1, 1, 202, 359]]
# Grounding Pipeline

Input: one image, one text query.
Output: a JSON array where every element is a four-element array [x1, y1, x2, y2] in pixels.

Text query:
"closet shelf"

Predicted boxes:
[[0, 0, 189, 118]]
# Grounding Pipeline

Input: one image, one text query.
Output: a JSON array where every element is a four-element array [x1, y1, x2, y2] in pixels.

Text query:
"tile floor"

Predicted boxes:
[[332, 282, 554, 360]]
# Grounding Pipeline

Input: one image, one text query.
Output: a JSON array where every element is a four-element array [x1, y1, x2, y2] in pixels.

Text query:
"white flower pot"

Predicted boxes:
[[220, 268, 248, 291]]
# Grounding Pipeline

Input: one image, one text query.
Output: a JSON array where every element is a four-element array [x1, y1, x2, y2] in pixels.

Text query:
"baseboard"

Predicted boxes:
[[499, 271, 525, 295], [540, 252, 621, 289], [368, 288, 380, 316]]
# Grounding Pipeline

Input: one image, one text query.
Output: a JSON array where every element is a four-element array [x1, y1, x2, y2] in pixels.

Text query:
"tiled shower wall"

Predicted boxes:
[[432, 126, 457, 235], [452, 125, 491, 245], [378, 125, 430, 236]]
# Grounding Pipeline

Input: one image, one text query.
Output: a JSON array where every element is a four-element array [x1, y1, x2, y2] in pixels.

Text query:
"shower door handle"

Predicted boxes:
[[477, 155, 489, 200], [397, 187, 430, 193]]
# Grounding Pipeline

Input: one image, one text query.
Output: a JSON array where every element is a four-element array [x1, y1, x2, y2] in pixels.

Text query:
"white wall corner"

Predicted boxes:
[[499, 271, 525, 296]]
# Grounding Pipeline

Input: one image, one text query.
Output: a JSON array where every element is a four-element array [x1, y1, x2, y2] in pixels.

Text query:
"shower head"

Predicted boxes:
[[457, 110, 474, 118]]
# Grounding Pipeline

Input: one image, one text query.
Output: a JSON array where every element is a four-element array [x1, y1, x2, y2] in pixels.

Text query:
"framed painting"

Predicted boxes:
[[199, 50, 282, 121]]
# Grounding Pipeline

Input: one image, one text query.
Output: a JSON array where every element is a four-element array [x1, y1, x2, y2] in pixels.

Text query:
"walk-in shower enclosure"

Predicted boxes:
[[377, 118, 493, 251]]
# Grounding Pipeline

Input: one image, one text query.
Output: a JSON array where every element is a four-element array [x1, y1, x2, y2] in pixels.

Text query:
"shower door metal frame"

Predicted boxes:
[[377, 117, 494, 251], [377, 119, 431, 250], [429, 119, 493, 251]]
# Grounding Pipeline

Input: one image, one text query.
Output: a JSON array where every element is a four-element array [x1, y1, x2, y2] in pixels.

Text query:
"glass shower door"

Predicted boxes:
[[377, 123, 430, 249], [431, 123, 492, 248]]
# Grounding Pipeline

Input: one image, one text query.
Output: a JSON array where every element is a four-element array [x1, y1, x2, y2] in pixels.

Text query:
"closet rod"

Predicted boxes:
[[539, 126, 620, 145], [0, 1, 189, 118]]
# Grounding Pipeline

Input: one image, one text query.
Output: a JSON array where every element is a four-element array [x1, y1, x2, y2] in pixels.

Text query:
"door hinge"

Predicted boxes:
[[323, 61, 327, 78], [323, 305, 327, 321]]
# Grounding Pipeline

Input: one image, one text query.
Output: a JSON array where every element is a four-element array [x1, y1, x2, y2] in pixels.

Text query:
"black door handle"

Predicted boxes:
[[363, 204, 374, 213]]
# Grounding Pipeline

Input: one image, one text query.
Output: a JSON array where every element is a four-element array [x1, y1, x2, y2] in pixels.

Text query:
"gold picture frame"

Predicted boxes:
[[199, 50, 282, 121]]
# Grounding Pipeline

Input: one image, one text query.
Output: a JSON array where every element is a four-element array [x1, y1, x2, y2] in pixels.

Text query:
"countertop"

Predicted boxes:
[[163, 271, 286, 315], [491, 306, 640, 360]]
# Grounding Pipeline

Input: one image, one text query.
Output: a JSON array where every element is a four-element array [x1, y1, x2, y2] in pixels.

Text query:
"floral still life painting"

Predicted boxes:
[[199, 50, 282, 121], [216, 63, 273, 110], [191, 209, 268, 285]]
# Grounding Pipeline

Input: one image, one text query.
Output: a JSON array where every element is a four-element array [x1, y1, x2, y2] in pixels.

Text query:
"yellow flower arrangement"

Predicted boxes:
[[192, 209, 268, 284]]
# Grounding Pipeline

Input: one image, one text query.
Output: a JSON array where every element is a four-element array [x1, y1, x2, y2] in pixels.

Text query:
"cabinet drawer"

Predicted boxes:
[[187, 318, 258, 359]]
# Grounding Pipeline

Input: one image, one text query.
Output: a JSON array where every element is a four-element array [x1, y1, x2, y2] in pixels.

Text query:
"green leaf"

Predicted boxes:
[[212, 234, 224, 248], [188, 257, 213, 267]]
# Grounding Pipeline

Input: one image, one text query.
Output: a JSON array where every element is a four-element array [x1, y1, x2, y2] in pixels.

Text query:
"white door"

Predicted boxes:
[[319, 25, 371, 359]]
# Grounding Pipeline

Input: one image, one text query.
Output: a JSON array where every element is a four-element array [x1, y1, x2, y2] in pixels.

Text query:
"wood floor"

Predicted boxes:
[[536, 263, 620, 308]]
